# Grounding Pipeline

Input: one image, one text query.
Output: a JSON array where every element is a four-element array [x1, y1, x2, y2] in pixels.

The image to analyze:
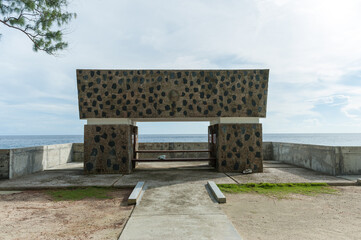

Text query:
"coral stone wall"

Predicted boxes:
[[213, 124, 263, 173], [0, 150, 10, 179], [77, 69, 269, 119], [84, 125, 135, 174]]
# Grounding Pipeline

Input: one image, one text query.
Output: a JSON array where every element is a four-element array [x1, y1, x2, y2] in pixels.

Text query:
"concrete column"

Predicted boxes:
[[84, 124, 135, 174], [212, 123, 263, 173]]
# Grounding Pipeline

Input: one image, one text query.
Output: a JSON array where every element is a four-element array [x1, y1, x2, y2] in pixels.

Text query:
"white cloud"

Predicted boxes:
[[1, 0, 361, 134]]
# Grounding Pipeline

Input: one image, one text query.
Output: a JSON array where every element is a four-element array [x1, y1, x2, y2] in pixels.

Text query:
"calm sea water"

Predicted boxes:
[[1, 133, 361, 149]]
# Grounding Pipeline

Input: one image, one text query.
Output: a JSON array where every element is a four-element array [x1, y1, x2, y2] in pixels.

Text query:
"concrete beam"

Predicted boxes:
[[207, 181, 226, 203], [210, 117, 259, 125], [86, 118, 135, 125], [128, 181, 145, 205]]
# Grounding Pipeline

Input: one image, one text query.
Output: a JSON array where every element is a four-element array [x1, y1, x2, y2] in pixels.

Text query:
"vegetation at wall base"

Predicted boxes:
[[217, 183, 338, 198], [46, 187, 114, 201]]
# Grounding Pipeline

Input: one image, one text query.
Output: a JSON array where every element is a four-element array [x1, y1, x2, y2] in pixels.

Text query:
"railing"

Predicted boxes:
[[135, 150, 211, 153], [132, 149, 215, 162]]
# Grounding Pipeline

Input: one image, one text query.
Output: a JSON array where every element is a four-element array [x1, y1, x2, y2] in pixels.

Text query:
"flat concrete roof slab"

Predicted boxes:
[[0, 191, 22, 195], [136, 161, 212, 170], [131, 183, 223, 216], [263, 163, 300, 168], [119, 179, 241, 240], [114, 169, 235, 188], [0, 170, 123, 190], [227, 167, 353, 184], [336, 175, 361, 181], [119, 214, 241, 240], [46, 162, 83, 171], [263, 160, 283, 164]]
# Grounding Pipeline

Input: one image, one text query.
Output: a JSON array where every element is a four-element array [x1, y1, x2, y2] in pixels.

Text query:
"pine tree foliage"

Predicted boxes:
[[0, 0, 76, 54]]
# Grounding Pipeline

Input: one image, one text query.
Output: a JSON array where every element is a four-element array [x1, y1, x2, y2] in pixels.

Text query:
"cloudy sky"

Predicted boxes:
[[1, 0, 361, 135]]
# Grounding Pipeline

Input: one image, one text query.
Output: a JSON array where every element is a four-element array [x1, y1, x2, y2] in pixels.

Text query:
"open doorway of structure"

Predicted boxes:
[[132, 121, 216, 171]]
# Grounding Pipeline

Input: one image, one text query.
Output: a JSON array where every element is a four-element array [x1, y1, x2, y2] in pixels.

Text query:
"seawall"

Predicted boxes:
[[264, 142, 361, 175], [0, 141, 360, 179]]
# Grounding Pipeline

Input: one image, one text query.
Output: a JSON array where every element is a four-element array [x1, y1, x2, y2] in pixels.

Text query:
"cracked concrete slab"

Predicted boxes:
[[115, 169, 235, 188], [227, 167, 353, 184], [119, 181, 241, 240], [120, 214, 241, 240], [0, 191, 22, 195], [336, 175, 361, 181], [0, 169, 123, 190], [46, 162, 83, 170]]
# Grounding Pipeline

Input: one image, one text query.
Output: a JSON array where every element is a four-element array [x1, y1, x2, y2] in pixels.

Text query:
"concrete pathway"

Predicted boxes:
[[0, 161, 355, 190], [119, 181, 242, 240], [227, 161, 356, 185]]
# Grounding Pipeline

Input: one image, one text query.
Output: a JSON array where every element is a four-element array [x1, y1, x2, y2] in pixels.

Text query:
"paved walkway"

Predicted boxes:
[[0, 161, 355, 190], [119, 181, 241, 240]]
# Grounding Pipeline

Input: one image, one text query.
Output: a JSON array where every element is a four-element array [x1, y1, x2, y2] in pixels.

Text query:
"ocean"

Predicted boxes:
[[1, 133, 361, 149]]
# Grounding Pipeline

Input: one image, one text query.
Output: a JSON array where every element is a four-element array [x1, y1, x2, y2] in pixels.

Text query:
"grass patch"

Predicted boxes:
[[46, 187, 115, 201], [217, 183, 338, 198]]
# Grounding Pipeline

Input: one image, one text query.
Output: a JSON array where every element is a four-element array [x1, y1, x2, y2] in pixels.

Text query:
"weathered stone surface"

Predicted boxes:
[[0, 150, 10, 179], [84, 124, 135, 174], [212, 123, 263, 173], [77, 69, 269, 119]]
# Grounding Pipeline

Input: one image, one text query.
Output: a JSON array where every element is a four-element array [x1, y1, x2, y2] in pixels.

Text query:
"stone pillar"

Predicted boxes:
[[213, 123, 263, 173], [84, 124, 134, 174]]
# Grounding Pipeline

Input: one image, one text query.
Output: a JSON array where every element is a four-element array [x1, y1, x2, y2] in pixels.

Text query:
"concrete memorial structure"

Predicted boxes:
[[77, 69, 269, 174]]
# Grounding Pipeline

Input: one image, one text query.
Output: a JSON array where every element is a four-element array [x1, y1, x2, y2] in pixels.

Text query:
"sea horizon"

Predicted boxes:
[[1, 133, 361, 149]]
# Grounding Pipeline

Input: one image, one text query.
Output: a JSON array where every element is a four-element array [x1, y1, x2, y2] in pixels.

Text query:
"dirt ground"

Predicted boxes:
[[0, 189, 133, 240], [221, 186, 361, 240]]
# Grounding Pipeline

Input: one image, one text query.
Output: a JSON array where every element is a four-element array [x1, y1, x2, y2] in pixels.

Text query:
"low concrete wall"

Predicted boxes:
[[262, 142, 273, 160], [339, 147, 361, 175], [0, 150, 10, 179], [138, 142, 209, 159], [72, 143, 84, 162], [271, 142, 339, 175], [9, 143, 73, 179], [2, 142, 360, 179], [268, 142, 361, 175]]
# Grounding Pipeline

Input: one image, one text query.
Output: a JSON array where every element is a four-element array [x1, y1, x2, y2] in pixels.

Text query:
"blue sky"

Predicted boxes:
[[1, 0, 361, 135]]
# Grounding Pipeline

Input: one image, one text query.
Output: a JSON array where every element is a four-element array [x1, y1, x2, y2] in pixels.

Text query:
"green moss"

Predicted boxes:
[[46, 187, 114, 201], [217, 183, 338, 198]]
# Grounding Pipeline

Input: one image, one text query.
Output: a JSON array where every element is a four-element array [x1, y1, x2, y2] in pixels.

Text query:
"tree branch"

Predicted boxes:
[[0, 18, 48, 54]]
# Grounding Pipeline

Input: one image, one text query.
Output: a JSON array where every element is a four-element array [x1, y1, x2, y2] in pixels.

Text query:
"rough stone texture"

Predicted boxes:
[[212, 123, 263, 173], [0, 150, 10, 179], [68, 142, 275, 163], [84, 124, 135, 174], [72, 143, 84, 162], [76, 69, 269, 119]]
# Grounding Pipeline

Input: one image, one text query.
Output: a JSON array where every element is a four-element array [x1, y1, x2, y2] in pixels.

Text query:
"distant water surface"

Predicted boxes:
[[263, 133, 361, 147], [1, 133, 361, 149], [0, 135, 84, 149]]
